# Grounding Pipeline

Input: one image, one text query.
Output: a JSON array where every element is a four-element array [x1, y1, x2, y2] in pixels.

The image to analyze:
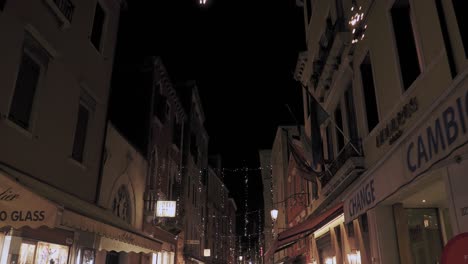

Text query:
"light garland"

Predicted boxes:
[[244, 167, 249, 237], [349, 0, 367, 44]]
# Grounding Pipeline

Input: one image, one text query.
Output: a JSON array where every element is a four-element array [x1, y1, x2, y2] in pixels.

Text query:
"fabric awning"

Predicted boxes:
[[0, 166, 162, 253], [277, 202, 343, 241], [62, 210, 162, 253], [265, 203, 343, 259], [0, 170, 59, 229]]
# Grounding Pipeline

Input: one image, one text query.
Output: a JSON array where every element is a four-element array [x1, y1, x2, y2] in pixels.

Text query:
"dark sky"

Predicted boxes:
[[112, 0, 305, 231]]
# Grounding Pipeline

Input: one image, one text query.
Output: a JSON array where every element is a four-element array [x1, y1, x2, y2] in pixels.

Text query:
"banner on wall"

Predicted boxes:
[[0, 171, 58, 228]]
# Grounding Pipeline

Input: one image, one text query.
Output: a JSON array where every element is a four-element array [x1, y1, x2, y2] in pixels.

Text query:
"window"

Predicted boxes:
[[9, 53, 40, 130], [172, 120, 182, 148], [305, 0, 312, 24], [391, 0, 421, 90], [326, 124, 334, 160], [72, 104, 89, 162], [345, 85, 358, 141], [154, 89, 167, 123], [90, 2, 105, 51], [360, 53, 379, 132], [112, 185, 131, 223], [72, 90, 95, 163], [190, 133, 198, 163], [452, 0, 468, 57], [334, 106, 344, 152], [9, 33, 49, 130]]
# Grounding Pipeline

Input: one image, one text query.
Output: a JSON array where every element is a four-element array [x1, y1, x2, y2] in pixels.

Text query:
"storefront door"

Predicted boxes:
[[406, 208, 444, 264]]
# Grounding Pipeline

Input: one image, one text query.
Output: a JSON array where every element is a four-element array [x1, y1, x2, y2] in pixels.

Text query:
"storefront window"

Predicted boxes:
[[19, 242, 36, 264], [406, 208, 443, 264], [77, 248, 95, 264], [35, 241, 69, 264], [316, 233, 333, 264]]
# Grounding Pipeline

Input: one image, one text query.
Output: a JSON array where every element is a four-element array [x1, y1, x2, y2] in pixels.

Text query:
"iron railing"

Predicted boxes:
[[321, 139, 363, 186], [53, 0, 74, 21]]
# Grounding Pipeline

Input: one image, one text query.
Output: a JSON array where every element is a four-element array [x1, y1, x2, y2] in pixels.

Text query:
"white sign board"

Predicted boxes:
[[156, 201, 176, 217], [204, 249, 211, 257], [0, 172, 58, 228]]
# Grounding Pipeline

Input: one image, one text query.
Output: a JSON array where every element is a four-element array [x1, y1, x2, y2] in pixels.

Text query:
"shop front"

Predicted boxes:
[[267, 203, 344, 264], [0, 168, 163, 264], [343, 74, 468, 264]]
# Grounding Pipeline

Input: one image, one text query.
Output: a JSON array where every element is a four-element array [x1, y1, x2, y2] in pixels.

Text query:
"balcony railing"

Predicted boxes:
[[321, 139, 363, 186], [53, 0, 74, 21]]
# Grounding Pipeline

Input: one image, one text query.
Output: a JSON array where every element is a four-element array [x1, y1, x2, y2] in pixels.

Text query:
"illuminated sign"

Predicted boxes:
[[204, 249, 211, 257], [156, 201, 176, 217]]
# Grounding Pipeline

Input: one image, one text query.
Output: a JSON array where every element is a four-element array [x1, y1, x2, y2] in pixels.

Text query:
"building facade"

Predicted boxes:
[[100, 123, 173, 263], [144, 57, 187, 264], [265, 126, 312, 264], [270, 0, 468, 263], [177, 81, 209, 264], [0, 1, 167, 264], [205, 157, 235, 264], [259, 149, 273, 261]]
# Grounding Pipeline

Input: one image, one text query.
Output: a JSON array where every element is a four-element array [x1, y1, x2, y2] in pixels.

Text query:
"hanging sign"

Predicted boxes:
[[0, 171, 58, 228], [156, 201, 176, 217]]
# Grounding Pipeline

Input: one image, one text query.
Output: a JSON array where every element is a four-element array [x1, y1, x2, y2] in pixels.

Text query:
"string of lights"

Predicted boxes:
[[149, 165, 273, 173], [244, 168, 249, 237]]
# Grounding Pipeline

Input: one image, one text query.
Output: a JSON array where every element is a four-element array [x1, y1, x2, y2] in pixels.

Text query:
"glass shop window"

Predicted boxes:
[[406, 208, 444, 264]]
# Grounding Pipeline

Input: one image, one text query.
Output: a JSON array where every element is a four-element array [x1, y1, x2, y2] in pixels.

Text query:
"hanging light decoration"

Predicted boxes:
[[349, 0, 367, 44]]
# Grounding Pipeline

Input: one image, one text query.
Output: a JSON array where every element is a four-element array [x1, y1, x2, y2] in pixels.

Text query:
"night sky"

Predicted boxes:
[[111, 0, 305, 231]]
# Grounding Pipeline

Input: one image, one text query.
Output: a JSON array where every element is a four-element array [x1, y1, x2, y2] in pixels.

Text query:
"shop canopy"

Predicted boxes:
[[265, 202, 343, 259], [277, 202, 343, 241], [0, 167, 162, 253]]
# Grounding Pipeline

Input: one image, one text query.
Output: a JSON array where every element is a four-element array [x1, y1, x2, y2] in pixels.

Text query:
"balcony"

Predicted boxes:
[[43, 0, 74, 28], [310, 18, 350, 98], [320, 140, 364, 196]]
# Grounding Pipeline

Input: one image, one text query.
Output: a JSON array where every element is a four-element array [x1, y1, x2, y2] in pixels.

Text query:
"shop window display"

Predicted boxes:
[[406, 208, 444, 264], [5, 240, 69, 264], [19, 242, 36, 264], [77, 248, 95, 264]]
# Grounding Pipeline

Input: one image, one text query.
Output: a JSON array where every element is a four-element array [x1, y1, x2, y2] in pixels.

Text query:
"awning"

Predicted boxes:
[[0, 166, 162, 253], [0, 170, 59, 229], [62, 210, 162, 253], [277, 202, 343, 241], [264, 235, 299, 259]]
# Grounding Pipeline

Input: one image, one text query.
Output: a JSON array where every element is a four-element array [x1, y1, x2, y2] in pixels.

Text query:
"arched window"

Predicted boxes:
[[112, 185, 131, 223]]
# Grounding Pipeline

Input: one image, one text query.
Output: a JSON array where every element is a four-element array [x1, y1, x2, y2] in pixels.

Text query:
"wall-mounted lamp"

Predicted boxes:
[[270, 192, 309, 222], [270, 209, 278, 222], [347, 250, 361, 264]]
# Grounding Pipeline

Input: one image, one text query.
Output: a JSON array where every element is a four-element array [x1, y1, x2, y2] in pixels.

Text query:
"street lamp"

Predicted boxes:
[[269, 192, 308, 222], [270, 209, 278, 222]]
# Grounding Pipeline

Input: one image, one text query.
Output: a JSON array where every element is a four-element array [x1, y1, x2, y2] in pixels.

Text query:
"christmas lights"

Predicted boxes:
[[349, 0, 367, 44]]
